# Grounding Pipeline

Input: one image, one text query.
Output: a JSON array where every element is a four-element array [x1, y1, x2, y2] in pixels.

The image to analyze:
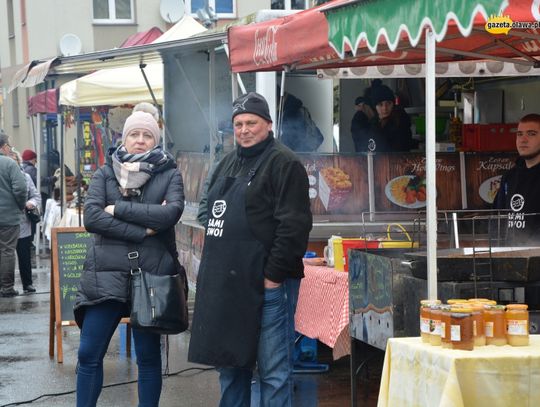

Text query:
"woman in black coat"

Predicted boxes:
[[74, 110, 184, 407]]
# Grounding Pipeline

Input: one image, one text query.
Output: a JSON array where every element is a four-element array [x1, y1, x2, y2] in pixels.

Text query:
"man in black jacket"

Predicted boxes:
[[494, 114, 540, 245], [189, 92, 312, 407]]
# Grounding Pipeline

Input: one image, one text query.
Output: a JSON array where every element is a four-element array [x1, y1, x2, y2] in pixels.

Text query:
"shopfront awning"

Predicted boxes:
[[28, 89, 58, 115], [119, 26, 163, 48], [228, 0, 351, 73], [58, 16, 210, 107], [228, 0, 540, 73], [59, 62, 164, 107]]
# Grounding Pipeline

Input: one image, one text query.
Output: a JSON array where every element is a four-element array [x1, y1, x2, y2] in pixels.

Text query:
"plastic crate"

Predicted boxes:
[[462, 123, 517, 151]]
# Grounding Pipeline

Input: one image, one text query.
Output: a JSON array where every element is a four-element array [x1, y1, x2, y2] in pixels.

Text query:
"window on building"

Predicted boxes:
[[11, 89, 19, 127], [186, 0, 236, 19], [271, 0, 308, 9], [93, 0, 134, 23], [7, 0, 15, 38]]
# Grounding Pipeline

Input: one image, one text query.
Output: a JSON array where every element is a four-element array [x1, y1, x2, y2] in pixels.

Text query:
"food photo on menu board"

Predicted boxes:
[[478, 175, 502, 204], [299, 155, 369, 216], [374, 153, 462, 211], [385, 174, 427, 209], [464, 153, 516, 209]]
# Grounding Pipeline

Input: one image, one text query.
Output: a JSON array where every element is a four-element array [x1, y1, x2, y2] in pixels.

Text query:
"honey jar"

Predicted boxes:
[[420, 300, 440, 342], [469, 303, 486, 346], [429, 304, 442, 346], [505, 304, 529, 346], [484, 305, 507, 346], [440, 305, 452, 349], [450, 307, 474, 351]]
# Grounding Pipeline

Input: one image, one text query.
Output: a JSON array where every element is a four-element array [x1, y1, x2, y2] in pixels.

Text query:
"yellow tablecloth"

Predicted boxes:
[[378, 336, 540, 407]]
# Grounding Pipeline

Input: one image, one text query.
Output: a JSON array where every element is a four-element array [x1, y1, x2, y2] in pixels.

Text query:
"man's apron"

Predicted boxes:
[[188, 148, 272, 369]]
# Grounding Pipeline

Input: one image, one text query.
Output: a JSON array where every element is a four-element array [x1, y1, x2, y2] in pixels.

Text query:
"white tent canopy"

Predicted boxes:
[[59, 16, 207, 107]]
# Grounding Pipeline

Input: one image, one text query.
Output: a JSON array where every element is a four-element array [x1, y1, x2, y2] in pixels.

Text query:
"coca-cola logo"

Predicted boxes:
[[253, 26, 278, 66]]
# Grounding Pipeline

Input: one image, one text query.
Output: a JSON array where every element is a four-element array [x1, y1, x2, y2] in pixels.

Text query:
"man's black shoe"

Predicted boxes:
[[0, 289, 19, 297], [23, 285, 36, 293]]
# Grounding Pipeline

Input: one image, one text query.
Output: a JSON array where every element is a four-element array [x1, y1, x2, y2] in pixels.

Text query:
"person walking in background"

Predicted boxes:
[[493, 113, 540, 245], [21, 149, 44, 241], [21, 149, 38, 186], [8, 149, 41, 294], [73, 110, 184, 407], [189, 92, 312, 407], [0, 130, 28, 298]]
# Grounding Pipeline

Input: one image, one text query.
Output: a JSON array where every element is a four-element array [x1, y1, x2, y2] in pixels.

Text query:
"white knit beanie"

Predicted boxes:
[[122, 111, 161, 146]]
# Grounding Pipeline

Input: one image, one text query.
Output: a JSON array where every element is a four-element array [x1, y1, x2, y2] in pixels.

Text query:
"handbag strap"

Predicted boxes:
[[127, 243, 142, 276]]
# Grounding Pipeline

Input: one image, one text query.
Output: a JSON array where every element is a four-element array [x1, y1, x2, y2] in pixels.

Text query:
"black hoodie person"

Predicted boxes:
[[494, 113, 540, 246]]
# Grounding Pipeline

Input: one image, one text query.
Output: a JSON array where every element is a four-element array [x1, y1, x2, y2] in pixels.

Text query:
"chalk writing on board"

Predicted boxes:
[[53, 229, 92, 322]]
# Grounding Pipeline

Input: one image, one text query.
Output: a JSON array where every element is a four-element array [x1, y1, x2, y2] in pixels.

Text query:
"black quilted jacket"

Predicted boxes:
[[74, 158, 184, 327]]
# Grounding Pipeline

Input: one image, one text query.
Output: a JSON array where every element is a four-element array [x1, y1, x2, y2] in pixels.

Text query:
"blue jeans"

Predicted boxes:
[[76, 300, 162, 407], [218, 278, 301, 407]]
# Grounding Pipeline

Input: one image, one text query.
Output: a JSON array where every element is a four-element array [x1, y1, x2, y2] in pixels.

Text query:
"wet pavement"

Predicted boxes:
[[0, 255, 382, 407]]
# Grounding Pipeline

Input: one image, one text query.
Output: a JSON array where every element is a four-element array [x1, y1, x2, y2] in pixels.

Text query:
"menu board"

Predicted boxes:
[[51, 227, 91, 322], [176, 152, 211, 207], [373, 153, 462, 211], [299, 154, 369, 215], [464, 152, 517, 209]]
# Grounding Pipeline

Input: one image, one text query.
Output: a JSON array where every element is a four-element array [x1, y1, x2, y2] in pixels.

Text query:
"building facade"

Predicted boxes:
[[0, 0, 306, 151]]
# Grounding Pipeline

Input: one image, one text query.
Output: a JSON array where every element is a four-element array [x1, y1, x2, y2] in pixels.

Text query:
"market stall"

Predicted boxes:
[[226, 1, 540, 405]]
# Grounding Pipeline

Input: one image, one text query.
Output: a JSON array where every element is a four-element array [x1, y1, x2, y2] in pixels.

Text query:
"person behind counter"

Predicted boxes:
[[189, 92, 313, 406], [350, 96, 375, 152], [74, 110, 185, 407], [366, 82, 416, 152], [493, 113, 540, 245]]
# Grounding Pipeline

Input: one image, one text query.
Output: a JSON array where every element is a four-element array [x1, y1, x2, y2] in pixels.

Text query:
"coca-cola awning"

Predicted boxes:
[[228, 0, 540, 73], [228, 0, 351, 73]]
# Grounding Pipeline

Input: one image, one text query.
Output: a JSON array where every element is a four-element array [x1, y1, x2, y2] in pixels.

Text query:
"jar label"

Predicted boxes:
[[421, 317, 430, 334], [441, 322, 446, 339], [432, 320, 442, 336], [507, 319, 528, 336], [485, 321, 494, 337], [450, 324, 461, 341], [473, 320, 477, 336]]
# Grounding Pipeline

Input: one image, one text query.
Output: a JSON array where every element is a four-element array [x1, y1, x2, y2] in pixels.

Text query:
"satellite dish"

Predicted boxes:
[[160, 0, 185, 23], [59, 33, 82, 57]]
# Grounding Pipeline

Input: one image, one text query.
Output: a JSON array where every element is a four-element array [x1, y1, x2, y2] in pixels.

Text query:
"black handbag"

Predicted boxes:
[[25, 206, 41, 224], [127, 246, 189, 335]]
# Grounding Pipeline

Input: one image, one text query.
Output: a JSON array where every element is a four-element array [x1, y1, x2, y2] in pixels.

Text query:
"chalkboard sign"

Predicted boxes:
[[51, 227, 91, 322], [49, 226, 131, 363]]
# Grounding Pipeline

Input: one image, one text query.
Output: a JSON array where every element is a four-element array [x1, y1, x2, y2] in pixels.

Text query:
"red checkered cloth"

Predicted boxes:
[[295, 264, 350, 360]]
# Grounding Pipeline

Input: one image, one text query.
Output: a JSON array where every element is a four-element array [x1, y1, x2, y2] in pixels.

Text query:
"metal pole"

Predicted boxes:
[[425, 28, 438, 300]]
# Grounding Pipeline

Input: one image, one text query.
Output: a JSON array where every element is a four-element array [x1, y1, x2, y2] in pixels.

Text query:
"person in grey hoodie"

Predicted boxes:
[[0, 130, 27, 297], [9, 149, 41, 293]]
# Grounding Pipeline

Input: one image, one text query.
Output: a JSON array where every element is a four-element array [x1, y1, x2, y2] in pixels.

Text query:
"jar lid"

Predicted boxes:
[[506, 303, 528, 310], [451, 307, 473, 313], [468, 298, 490, 302], [447, 299, 468, 304], [468, 303, 485, 311], [420, 299, 441, 306], [487, 304, 506, 310]]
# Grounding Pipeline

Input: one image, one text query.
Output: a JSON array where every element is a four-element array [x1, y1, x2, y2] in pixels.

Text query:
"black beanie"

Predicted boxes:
[[371, 84, 394, 106], [232, 92, 272, 122]]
